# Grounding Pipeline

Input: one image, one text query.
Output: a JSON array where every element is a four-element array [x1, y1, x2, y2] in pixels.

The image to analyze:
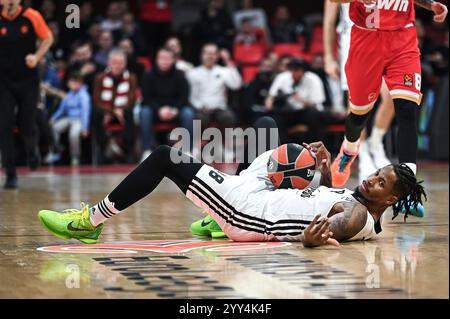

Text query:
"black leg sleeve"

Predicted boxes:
[[236, 116, 280, 174], [394, 99, 419, 164], [345, 112, 372, 142], [108, 145, 203, 211]]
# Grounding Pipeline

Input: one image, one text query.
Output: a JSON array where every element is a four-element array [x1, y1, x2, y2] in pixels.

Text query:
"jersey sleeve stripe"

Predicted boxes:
[[190, 179, 310, 235], [188, 184, 305, 237], [193, 177, 313, 225], [23, 8, 51, 40]]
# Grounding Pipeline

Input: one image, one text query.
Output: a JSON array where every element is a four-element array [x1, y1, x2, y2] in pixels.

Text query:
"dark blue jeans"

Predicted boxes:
[[140, 105, 195, 151]]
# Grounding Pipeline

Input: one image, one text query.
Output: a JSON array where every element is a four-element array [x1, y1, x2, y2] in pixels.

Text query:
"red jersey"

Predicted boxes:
[[349, 0, 415, 30]]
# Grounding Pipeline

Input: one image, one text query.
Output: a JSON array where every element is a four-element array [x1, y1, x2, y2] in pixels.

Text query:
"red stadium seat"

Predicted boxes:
[[104, 122, 125, 133], [241, 65, 260, 83], [312, 25, 324, 43], [272, 43, 303, 58], [272, 43, 312, 62], [233, 43, 265, 65], [309, 25, 325, 54], [154, 123, 177, 133]]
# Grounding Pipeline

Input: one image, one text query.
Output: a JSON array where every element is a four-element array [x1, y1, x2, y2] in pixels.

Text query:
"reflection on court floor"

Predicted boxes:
[[0, 164, 448, 298]]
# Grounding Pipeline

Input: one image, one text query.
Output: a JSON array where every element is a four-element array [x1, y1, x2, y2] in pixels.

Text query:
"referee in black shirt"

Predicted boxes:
[[0, 0, 53, 189]]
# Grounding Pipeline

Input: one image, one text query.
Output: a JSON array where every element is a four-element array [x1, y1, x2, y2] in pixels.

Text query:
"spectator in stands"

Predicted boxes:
[[139, 0, 173, 57], [100, 1, 123, 32], [47, 20, 67, 72], [269, 5, 303, 43], [38, 55, 64, 165], [80, 1, 95, 32], [39, 55, 63, 114], [187, 43, 242, 135], [309, 53, 345, 123], [275, 54, 293, 74], [310, 53, 341, 111], [117, 0, 129, 16], [193, 0, 235, 53], [92, 50, 138, 163], [40, 0, 56, 21], [118, 38, 146, 84], [94, 31, 115, 68], [49, 72, 91, 166], [417, 19, 449, 78], [140, 47, 193, 161], [113, 12, 146, 56], [87, 20, 103, 51], [65, 42, 102, 92], [165, 36, 194, 73], [242, 57, 277, 123], [233, 0, 268, 32], [265, 59, 326, 143], [234, 17, 268, 49]]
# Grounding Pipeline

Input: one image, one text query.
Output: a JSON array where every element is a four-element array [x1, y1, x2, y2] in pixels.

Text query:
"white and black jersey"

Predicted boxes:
[[186, 151, 381, 242]]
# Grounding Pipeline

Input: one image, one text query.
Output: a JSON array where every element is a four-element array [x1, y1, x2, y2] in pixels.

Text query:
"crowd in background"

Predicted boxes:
[[10, 0, 450, 165]]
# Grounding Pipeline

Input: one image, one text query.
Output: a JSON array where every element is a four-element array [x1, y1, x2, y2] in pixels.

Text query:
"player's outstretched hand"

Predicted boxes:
[[301, 214, 340, 248], [432, 2, 448, 23], [302, 142, 331, 175]]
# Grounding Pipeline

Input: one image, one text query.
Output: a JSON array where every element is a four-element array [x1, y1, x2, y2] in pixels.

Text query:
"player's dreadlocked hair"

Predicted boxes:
[[391, 163, 427, 222]]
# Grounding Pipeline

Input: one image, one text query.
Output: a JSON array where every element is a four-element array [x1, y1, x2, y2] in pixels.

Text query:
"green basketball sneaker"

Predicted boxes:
[[38, 203, 104, 244], [190, 214, 227, 238]]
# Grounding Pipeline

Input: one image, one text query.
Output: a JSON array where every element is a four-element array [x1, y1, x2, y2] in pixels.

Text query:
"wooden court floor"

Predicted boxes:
[[0, 163, 448, 299]]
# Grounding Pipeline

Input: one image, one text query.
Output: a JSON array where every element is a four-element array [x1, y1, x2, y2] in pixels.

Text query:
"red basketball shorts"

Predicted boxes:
[[345, 24, 422, 114]]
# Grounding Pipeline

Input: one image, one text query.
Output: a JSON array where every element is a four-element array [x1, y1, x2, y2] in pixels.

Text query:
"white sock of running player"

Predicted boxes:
[[369, 127, 387, 146], [343, 137, 359, 155], [404, 163, 417, 175], [359, 140, 370, 156], [90, 196, 120, 226]]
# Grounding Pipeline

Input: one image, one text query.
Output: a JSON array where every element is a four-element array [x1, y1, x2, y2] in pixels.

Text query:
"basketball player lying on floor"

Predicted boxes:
[[38, 116, 426, 248]]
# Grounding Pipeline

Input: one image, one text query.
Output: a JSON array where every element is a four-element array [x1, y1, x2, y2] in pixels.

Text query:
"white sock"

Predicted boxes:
[[404, 163, 417, 175], [90, 196, 120, 226], [369, 127, 387, 146], [359, 140, 369, 154], [343, 137, 359, 154]]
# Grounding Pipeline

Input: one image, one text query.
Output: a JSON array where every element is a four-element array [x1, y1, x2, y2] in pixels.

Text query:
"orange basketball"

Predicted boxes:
[[267, 143, 316, 189]]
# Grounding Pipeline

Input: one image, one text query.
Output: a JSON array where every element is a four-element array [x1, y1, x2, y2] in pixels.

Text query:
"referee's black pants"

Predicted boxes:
[[0, 77, 39, 176]]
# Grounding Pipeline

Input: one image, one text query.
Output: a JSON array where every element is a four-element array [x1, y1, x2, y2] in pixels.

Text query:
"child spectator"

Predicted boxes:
[[49, 73, 91, 166]]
